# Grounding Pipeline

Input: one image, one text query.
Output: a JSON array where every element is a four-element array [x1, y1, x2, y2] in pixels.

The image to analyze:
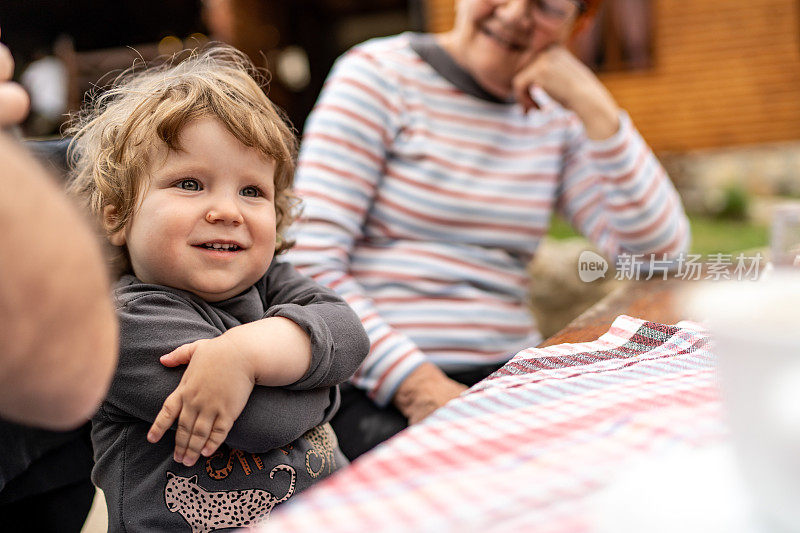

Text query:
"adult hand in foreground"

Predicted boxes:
[[0, 132, 118, 429], [0, 27, 30, 126]]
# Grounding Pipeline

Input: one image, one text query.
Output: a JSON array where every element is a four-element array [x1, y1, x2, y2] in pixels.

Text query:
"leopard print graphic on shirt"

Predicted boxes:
[[303, 423, 338, 478], [163, 466, 295, 533]]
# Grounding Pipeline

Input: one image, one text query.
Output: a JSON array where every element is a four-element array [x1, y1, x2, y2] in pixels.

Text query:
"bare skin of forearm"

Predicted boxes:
[[222, 316, 312, 386], [0, 133, 118, 429]]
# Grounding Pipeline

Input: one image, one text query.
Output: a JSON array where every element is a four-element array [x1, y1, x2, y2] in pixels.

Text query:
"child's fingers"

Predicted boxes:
[[201, 420, 233, 457], [173, 405, 200, 464], [180, 415, 216, 467], [160, 342, 196, 367], [147, 393, 182, 443]]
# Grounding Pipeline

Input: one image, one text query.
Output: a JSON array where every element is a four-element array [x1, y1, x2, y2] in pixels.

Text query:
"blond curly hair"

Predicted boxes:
[[67, 44, 299, 278]]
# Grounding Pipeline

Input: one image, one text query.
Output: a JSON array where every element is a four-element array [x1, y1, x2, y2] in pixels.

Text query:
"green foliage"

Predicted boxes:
[[715, 185, 749, 221], [547, 215, 580, 240], [547, 213, 768, 256], [687, 216, 767, 256]]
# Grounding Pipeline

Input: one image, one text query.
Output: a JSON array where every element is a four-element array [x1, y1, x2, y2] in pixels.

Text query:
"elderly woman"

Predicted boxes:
[[285, 0, 689, 458]]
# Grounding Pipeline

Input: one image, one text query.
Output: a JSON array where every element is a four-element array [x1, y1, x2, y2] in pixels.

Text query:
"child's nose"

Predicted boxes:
[[205, 196, 243, 225]]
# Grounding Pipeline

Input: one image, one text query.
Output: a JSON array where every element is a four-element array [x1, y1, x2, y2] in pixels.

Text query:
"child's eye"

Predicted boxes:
[[176, 179, 202, 191], [240, 186, 262, 198]]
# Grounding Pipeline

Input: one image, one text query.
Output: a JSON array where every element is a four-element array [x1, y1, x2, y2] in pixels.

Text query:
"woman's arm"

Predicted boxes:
[[284, 47, 437, 408], [510, 45, 689, 258], [556, 110, 690, 259]]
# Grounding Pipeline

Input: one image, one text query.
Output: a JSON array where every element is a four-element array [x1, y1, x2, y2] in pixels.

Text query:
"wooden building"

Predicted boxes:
[[425, 0, 800, 152]]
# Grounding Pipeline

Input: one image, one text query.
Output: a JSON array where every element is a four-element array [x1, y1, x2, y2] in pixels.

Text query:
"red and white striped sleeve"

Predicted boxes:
[[557, 111, 690, 259]]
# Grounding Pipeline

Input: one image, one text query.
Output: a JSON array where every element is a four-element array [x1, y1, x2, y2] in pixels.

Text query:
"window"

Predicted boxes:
[[573, 0, 653, 72]]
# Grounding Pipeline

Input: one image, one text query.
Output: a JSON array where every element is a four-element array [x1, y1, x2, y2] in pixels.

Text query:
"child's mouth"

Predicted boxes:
[[196, 243, 241, 251]]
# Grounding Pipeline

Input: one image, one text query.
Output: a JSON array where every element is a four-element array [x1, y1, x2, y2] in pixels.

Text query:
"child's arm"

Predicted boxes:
[[256, 260, 371, 389], [108, 291, 335, 460], [148, 261, 370, 466], [147, 315, 313, 466]]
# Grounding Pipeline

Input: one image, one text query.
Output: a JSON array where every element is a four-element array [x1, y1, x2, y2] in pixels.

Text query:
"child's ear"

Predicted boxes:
[[102, 205, 127, 247]]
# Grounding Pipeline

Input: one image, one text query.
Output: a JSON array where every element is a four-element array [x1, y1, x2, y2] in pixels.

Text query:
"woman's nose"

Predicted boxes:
[[496, 0, 535, 25]]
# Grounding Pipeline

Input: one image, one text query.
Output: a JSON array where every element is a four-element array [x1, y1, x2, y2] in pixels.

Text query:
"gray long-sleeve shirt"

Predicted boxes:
[[91, 259, 369, 532]]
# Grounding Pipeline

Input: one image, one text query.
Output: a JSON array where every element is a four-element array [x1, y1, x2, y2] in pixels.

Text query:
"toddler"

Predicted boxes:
[[68, 46, 369, 532]]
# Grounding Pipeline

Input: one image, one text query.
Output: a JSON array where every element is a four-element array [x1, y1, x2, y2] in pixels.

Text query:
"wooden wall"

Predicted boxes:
[[424, 0, 800, 152]]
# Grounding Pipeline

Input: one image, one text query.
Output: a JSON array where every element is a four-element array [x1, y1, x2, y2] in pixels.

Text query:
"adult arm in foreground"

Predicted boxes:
[[0, 133, 118, 429]]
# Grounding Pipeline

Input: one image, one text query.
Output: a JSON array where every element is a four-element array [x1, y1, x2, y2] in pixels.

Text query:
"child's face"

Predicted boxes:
[[110, 117, 277, 301]]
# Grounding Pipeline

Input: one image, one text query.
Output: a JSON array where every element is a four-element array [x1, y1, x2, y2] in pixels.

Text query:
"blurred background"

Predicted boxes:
[[0, 0, 424, 135], [2, 3, 799, 529], [2, 0, 800, 330]]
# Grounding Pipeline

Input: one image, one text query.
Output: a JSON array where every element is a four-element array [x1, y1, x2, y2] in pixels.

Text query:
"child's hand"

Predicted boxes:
[[146, 337, 256, 467], [147, 317, 312, 466]]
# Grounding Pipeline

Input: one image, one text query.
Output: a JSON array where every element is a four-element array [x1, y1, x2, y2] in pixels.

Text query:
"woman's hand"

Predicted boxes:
[[513, 45, 620, 140], [392, 362, 468, 425]]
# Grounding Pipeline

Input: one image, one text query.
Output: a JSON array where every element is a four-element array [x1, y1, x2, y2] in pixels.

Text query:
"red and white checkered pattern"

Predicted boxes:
[[257, 316, 725, 533]]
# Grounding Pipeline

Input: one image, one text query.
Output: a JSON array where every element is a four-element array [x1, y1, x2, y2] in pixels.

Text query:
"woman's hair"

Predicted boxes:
[[66, 44, 299, 277], [579, 0, 602, 11], [573, 0, 603, 35]]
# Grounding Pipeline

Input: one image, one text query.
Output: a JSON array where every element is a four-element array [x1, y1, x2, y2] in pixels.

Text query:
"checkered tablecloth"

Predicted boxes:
[[258, 315, 726, 533]]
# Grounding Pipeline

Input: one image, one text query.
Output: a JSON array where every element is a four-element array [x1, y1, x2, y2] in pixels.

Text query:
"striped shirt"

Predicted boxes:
[[284, 33, 690, 406]]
